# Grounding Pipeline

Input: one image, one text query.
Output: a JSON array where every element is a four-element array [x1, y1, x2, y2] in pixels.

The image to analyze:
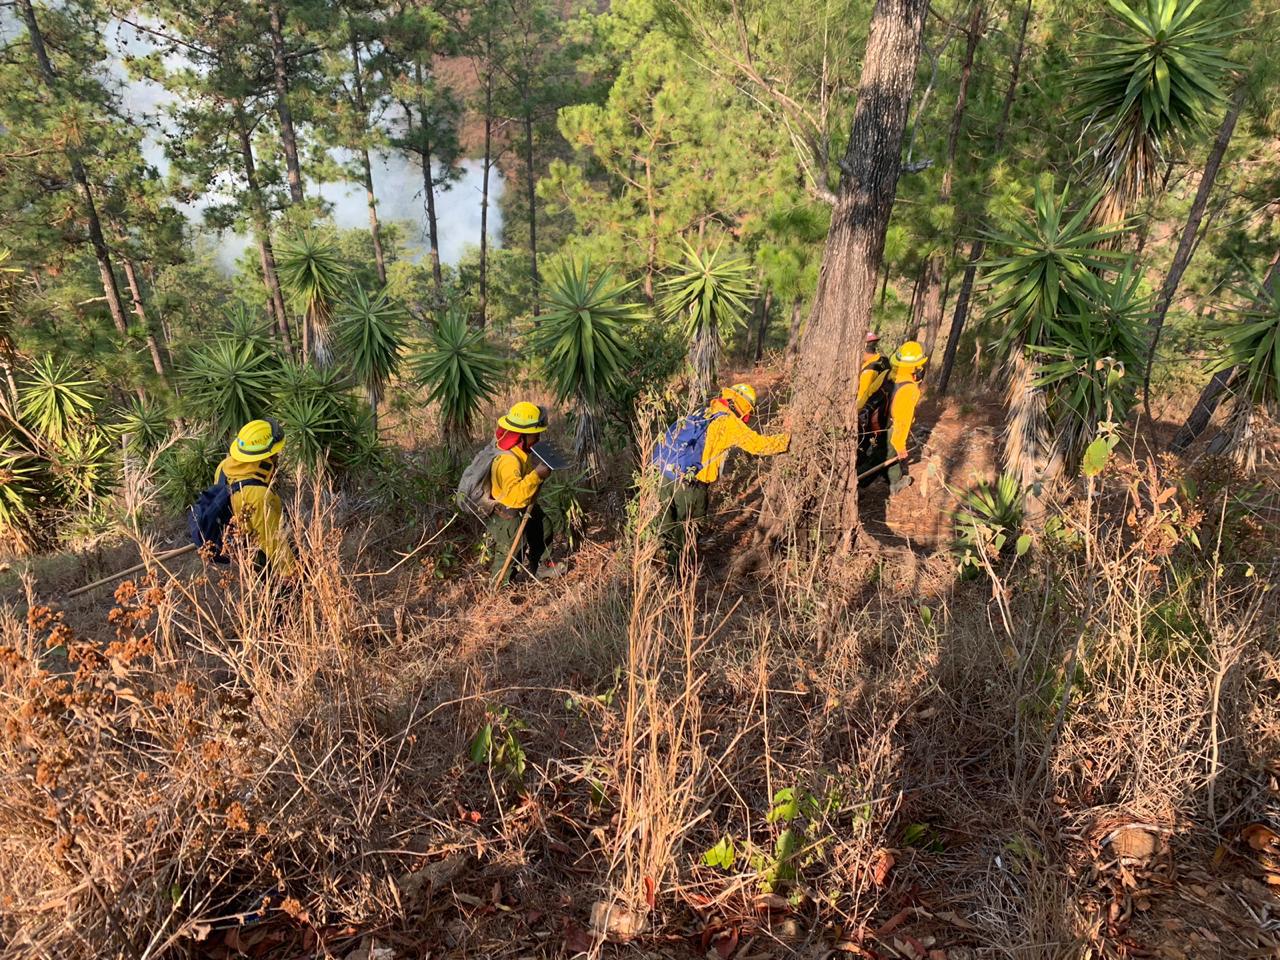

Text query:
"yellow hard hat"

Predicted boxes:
[[892, 341, 928, 368], [230, 418, 285, 463], [722, 383, 757, 416], [497, 401, 548, 434]]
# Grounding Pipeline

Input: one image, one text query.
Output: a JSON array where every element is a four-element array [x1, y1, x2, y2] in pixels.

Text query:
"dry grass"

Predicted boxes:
[[0, 430, 1278, 959]]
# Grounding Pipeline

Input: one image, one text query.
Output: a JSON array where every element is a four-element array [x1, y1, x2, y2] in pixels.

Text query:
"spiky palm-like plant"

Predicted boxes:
[[0, 442, 40, 545], [335, 285, 407, 428], [1074, 0, 1234, 224], [276, 231, 350, 366], [406, 306, 507, 451], [180, 338, 282, 435], [115, 396, 171, 454], [528, 259, 643, 466], [17, 356, 102, 446], [1206, 274, 1280, 471], [661, 243, 755, 403], [983, 186, 1128, 487], [226, 304, 276, 352]]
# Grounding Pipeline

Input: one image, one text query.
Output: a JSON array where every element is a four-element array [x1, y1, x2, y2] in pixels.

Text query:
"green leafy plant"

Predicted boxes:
[[702, 835, 737, 870], [115, 396, 171, 454], [17, 356, 101, 444], [406, 306, 506, 451], [276, 231, 350, 365], [225, 304, 275, 352], [538, 469, 590, 550], [53, 428, 116, 508], [0, 442, 41, 544], [156, 434, 226, 511], [1205, 273, 1280, 471], [661, 242, 755, 403], [952, 472, 1029, 576], [180, 337, 281, 435], [1074, 0, 1235, 223], [528, 258, 642, 465], [467, 707, 528, 786], [335, 285, 407, 426]]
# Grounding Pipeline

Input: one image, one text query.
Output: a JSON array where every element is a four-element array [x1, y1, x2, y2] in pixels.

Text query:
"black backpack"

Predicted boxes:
[[187, 476, 266, 563]]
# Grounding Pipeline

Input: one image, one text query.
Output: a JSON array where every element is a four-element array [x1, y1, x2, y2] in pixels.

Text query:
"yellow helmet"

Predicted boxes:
[[230, 418, 285, 463], [721, 383, 757, 416], [497, 401, 548, 434], [892, 341, 928, 369]]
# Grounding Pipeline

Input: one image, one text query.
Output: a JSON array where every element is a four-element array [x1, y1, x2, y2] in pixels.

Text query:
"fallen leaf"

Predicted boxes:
[[713, 927, 740, 959], [563, 922, 594, 955], [874, 908, 912, 938], [1106, 825, 1158, 862], [644, 875, 656, 910], [870, 849, 895, 887], [1242, 823, 1280, 853], [753, 893, 789, 912], [589, 900, 648, 943]]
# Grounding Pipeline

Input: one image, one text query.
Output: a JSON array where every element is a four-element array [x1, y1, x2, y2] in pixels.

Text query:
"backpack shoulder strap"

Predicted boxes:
[[228, 477, 268, 493]]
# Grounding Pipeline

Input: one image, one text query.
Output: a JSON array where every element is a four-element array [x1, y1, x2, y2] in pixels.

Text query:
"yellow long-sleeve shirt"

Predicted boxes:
[[887, 377, 922, 456], [856, 352, 890, 410], [490, 445, 544, 509], [696, 400, 790, 484], [214, 457, 297, 575]]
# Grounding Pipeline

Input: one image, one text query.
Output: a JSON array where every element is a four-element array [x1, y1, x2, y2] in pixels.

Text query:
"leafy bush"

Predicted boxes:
[[952, 472, 1030, 575]]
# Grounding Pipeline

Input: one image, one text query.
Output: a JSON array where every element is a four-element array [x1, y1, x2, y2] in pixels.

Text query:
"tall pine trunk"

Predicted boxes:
[[269, 2, 305, 204], [917, 0, 984, 357], [524, 112, 540, 316], [756, 0, 929, 551], [479, 49, 494, 327], [121, 258, 169, 385], [236, 106, 293, 352], [415, 59, 444, 291], [754, 288, 774, 364], [1141, 82, 1246, 416], [937, 0, 1033, 396], [19, 0, 129, 338], [350, 35, 386, 286]]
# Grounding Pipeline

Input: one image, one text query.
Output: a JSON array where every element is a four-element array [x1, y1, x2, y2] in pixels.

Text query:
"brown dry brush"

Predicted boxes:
[[0, 453, 1278, 958]]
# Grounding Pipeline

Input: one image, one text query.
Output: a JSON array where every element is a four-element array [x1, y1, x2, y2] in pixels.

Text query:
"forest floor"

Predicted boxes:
[[3, 371, 1280, 960]]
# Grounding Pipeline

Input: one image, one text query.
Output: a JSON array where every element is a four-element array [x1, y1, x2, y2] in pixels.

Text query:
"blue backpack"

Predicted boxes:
[[187, 476, 266, 563], [652, 410, 726, 481]]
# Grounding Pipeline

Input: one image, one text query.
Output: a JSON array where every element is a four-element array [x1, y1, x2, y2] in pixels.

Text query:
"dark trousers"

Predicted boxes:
[[657, 478, 709, 561], [487, 504, 553, 583]]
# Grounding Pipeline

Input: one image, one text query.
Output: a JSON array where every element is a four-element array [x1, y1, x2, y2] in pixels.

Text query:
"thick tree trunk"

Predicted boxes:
[[756, 0, 929, 551], [19, 0, 129, 338], [936, 0, 1034, 397], [524, 112, 540, 316], [269, 2, 305, 204], [415, 59, 444, 291], [236, 107, 293, 352], [917, 0, 984, 357], [122, 258, 169, 385], [754, 287, 774, 364], [350, 36, 387, 286], [1141, 83, 1246, 415], [1172, 252, 1280, 451], [479, 55, 493, 327]]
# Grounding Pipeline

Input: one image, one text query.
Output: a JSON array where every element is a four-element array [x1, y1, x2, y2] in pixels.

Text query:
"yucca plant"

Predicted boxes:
[[530, 258, 643, 466], [115, 396, 172, 454], [181, 338, 282, 435], [1074, 0, 1235, 224], [271, 360, 366, 472], [1205, 273, 1280, 471], [335, 284, 407, 429], [984, 185, 1127, 487], [17, 356, 101, 445], [226, 303, 276, 352], [406, 305, 506, 451], [952, 472, 1029, 577], [0, 441, 41, 546], [53, 428, 117, 509], [661, 242, 755, 403], [156, 434, 226, 511], [276, 231, 350, 366]]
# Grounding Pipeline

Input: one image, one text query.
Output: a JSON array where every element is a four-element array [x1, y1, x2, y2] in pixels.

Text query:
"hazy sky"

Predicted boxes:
[[103, 19, 503, 273]]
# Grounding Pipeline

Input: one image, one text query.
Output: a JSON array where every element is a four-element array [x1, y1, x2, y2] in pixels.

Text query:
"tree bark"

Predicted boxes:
[[269, 2, 305, 205], [235, 106, 293, 352], [1172, 252, 1280, 451], [936, 0, 1034, 397], [122, 258, 169, 385], [415, 59, 444, 291], [19, 0, 129, 338], [478, 51, 493, 327], [1141, 82, 1246, 416], [350, 34, 387, 286], [524, 111, 540, 316], [754, 287, 774, 364], [756, 0, 929, 551], [917, 0, 984, 358]]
